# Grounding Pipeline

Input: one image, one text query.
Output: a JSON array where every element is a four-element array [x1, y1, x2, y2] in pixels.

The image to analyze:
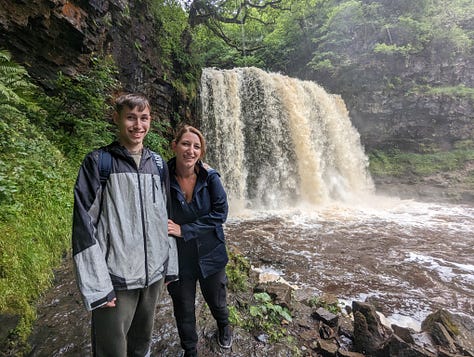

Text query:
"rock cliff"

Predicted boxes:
[[312, 51, 474, 153], [0, 0, 189, 125]]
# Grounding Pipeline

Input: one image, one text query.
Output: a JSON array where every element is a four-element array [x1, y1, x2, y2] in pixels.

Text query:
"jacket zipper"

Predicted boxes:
[[152, 175, 156, 203], [137, 166, 149, 287]]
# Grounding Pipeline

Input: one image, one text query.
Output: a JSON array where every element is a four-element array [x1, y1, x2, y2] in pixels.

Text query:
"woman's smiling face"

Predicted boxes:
[[173, 131, 203, 168]]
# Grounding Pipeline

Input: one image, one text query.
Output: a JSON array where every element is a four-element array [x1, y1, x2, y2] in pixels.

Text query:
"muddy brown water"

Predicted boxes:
[[226, 197, 474, 329], [27, 196, 473, 356]]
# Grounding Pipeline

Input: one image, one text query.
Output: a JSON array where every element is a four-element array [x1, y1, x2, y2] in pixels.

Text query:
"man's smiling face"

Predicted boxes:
[[114, 105, 151, 151]]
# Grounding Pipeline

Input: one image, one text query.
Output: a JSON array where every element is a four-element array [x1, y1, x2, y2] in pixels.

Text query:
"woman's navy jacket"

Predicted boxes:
[[168, 158, 229, 279]]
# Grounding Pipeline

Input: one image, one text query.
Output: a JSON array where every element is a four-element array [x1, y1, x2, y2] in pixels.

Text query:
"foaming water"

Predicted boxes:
[[225, 197, 474, 329]]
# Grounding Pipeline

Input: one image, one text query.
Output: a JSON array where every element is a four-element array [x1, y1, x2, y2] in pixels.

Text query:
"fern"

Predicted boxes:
[[0, 49, 39, 112]]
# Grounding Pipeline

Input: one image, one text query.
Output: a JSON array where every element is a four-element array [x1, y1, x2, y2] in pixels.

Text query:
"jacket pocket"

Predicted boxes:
[[200, 243, 229, 278]]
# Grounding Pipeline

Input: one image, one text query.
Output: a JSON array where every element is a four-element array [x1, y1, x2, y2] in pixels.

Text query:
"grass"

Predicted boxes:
[[368, 142, 474, 178], [0, 51, 113, 353], [0, 131, 76, 352]]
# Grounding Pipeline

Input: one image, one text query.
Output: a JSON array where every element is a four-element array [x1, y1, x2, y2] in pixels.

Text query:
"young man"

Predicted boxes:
[[72, 93, 178, 356]]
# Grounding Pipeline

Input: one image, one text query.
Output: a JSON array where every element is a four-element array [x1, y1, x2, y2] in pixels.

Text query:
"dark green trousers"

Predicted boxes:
[[91, 279, 164, 357]]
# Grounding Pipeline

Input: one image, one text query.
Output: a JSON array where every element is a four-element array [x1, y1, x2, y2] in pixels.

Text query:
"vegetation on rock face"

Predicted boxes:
[[0, 49, 74, 347], [369, 143, 474, 178]]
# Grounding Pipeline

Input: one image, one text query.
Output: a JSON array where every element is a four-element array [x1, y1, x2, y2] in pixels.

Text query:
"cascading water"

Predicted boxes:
[[199, 67, 474, 330], [200, 67, 374, 210]]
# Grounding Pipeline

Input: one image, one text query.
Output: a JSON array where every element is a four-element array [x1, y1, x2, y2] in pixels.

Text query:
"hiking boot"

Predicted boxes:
[[217, 324, 233, 349]]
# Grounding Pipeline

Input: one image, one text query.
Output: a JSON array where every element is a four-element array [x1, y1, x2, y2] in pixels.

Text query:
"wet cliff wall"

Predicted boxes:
[[0, 0, 192, 125], [298, 43, 474, 153], [341, 55, 474, 152]]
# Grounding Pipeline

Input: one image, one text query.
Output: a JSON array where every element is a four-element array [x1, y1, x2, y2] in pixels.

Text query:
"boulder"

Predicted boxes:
[[421, 309, 474, 356], [352, 301, 391, 355]]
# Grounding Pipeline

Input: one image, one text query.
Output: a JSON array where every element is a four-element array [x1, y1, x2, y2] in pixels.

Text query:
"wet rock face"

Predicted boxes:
[[304, 47, 474, 153], [0, 0, 179, 124], [0, 314, 19, 349], [421, 310, 474, 356], [348, 89, 474, 152], [0, 0, 107, 83]]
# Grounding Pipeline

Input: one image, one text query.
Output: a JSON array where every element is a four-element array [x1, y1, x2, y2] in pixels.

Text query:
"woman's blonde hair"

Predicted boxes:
[[173, 124, 207, 159]]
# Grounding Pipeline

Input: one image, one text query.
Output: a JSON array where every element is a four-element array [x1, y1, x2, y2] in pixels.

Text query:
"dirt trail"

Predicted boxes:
[[26, 253, 286, 357]]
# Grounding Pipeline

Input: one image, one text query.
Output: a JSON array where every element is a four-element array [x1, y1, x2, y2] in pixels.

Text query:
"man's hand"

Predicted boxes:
[[102, 298, 117, 308]]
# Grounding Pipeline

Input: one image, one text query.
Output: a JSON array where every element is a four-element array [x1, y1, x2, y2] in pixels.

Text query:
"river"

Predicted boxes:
[[224, 197, 474, 331]]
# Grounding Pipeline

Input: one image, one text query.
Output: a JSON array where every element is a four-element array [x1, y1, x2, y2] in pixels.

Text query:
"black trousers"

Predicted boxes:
[[167, 269, 229, 353]]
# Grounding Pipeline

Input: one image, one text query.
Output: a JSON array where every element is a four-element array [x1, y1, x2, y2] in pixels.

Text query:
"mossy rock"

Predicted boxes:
[[421, 309, 460, 337]]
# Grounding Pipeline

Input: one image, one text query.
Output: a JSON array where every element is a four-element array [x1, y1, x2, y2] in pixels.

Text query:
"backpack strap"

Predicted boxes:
[[151, 151, 172, 217], [98, 149, 112, 190]]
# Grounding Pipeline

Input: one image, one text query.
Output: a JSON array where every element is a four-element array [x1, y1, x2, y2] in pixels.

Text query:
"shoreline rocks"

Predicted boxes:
[[253, 277, 474, 357]]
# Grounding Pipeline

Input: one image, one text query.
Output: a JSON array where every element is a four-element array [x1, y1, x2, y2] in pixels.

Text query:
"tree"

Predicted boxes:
[[183, 0, 292, 53]]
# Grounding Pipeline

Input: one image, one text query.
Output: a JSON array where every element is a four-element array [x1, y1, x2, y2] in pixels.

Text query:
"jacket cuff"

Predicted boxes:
[[165, 275, 179, 284], [90, 290, 116, 310]]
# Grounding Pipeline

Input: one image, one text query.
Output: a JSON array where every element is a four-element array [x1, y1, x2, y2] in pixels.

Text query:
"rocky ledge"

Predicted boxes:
[[372, 160, 474, 206]]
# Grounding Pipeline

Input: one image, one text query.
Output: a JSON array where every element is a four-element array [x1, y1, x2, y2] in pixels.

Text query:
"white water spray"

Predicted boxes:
[[200, 67, 374, 209]]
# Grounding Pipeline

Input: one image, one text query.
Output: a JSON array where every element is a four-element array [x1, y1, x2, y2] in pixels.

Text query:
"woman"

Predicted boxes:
[[167, 125, 232, 357]]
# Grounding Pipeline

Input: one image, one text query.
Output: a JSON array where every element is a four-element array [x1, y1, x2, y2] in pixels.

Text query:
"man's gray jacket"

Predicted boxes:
[[72, 142, 178, 311]]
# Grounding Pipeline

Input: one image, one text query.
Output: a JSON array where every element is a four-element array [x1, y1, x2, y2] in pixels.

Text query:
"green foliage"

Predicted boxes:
[[149, 0, 188, 70], [191, 26, 242, 68], [224, 251, 292, 342], [0, 50, 76, 347], [226, 250, 251, 292], [419, 84, 474, 100], [0, 50, 39, 118], [228, 305, 244, 327], [189, 0, 298, 69], [369, 147, 474, 177], [147, 0, 199, 123], [373, 43, 414, 56], [37, 55, 120, 161], [248, 292, 292, 341], [144, 119, 173, 158]]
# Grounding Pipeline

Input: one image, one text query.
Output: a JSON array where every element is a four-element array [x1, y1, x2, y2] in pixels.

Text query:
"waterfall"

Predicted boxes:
[[200, 67, 374, 210]]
